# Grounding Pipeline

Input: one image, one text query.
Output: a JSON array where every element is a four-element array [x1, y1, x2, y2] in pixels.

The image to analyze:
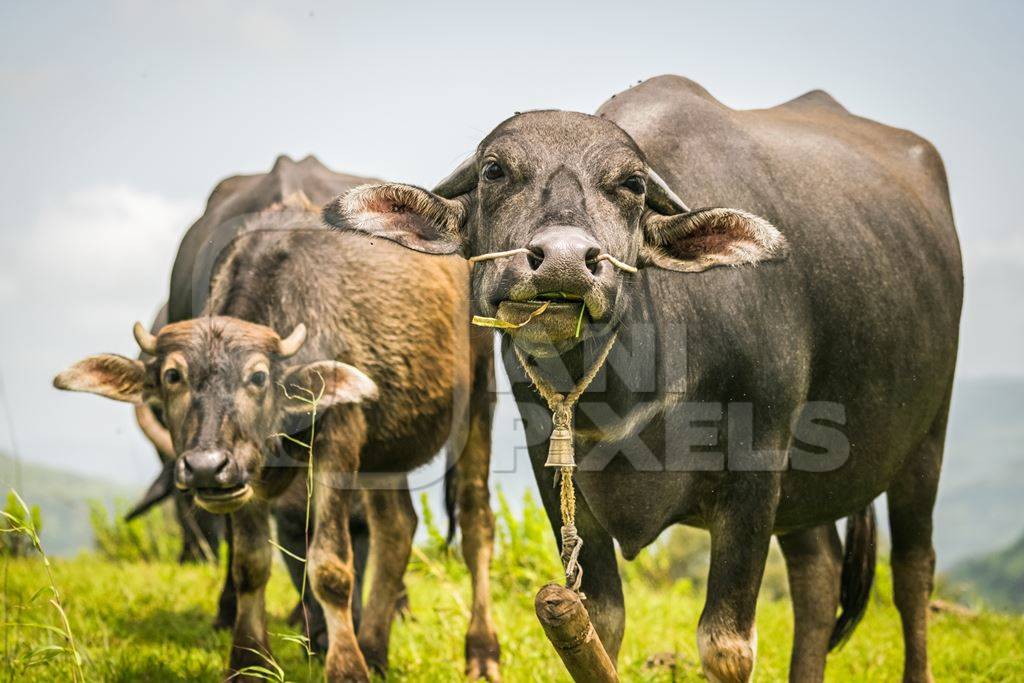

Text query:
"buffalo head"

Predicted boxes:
[[325, 111, 787, 356], [54, 317, 377, 513]]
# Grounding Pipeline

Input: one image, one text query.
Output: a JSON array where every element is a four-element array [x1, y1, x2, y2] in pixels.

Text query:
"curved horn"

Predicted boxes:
[[646, 169, 690, 215], [432, 155, 478, 198], [133, 321, 158, 355], [278, 324, 307, 358]]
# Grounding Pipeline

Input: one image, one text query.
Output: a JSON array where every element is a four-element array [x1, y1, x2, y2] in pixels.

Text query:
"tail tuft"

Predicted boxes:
[[829, 503, 877, 650]]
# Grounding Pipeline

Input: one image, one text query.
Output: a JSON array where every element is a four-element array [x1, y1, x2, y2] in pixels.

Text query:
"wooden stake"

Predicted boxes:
[[535, 583, 619, 682]]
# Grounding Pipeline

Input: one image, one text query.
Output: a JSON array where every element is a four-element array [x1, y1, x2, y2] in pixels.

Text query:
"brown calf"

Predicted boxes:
[[54, 204, 499, 681]]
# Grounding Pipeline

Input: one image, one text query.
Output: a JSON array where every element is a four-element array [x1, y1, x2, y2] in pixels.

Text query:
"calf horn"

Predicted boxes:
[[278, 324, 307, 358], [133, 321, 158, 355]]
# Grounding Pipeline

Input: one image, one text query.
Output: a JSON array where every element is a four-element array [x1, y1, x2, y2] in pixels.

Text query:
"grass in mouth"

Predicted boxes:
[[471, 293, 588, 337]]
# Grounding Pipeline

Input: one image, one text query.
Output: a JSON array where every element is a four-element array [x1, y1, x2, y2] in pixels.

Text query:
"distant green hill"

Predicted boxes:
[[935, 377, 1024, 567], [946, 531, 1024, 612], [0, 452, 134, 556]]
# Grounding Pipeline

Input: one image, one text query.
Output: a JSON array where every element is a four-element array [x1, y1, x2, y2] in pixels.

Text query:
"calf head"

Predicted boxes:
[[325, 111, 787, 357], [54, 316, 377, 513]]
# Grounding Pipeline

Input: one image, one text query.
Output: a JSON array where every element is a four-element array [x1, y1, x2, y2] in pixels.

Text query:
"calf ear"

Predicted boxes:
[[280, 361, 379, 415], [641, 207, 788, 273], [53, 354, 146, 404], [323, 183, 468, 255]]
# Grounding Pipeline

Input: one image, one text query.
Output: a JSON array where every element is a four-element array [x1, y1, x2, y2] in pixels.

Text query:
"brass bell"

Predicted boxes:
[[545, 407, 576, 468]]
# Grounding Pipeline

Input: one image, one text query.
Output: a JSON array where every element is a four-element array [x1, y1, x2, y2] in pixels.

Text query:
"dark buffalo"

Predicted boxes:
[[55, 165, 499, 681], [326, 76, 962, 683]]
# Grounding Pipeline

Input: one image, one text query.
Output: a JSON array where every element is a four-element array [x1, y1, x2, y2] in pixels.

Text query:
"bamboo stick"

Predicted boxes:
[[534, 583, 619, 682]]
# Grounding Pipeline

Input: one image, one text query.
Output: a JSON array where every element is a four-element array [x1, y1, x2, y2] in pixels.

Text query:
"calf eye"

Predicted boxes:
[[622, 175, 646, 195], [482, 161, 505, 182], [249, 371, 268, 388], [163, 368, 182, 385]]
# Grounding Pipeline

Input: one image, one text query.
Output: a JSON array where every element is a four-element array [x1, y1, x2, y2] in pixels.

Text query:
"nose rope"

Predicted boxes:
[[467, 248, 638, 274], [514, 331, 619, 594]]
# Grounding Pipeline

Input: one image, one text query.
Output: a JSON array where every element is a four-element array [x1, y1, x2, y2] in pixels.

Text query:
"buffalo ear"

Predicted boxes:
[[323, 183, 467, 255], [53, 354, 146, 404], [279, 361, 378, 415], [641, 207, 788, 273]]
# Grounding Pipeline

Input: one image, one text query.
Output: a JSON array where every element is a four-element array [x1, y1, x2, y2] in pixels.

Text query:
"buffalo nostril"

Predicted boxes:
[[527, 246, 544, 271], [584, 247, 601, 274]]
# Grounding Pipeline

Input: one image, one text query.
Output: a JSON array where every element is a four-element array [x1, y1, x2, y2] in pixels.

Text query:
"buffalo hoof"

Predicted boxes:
[[466, 634, 501, 682], [466, 655, 501, 682]]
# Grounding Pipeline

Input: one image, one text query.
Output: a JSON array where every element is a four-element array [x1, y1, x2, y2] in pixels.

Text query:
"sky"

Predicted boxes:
[[1, 0, 1022, 500]]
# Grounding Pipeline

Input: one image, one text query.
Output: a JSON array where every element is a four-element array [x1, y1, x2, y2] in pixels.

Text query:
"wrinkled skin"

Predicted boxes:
[[328, 76, 962, 683], [56, 204, 500, 681]]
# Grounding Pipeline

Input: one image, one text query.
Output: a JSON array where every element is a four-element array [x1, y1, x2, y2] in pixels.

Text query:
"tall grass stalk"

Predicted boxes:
[[262, 373, 327, 678], [0, 490, 83, 682]]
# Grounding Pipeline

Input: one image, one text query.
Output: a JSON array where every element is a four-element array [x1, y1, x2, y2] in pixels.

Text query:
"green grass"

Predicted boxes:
[[3, 554, 1022, 681], [2, 490, 1023, 681]]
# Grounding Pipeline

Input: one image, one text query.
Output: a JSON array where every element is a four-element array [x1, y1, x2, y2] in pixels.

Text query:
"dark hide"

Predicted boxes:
[[169, 155, 375, 322], [330, 76, 961, 683]]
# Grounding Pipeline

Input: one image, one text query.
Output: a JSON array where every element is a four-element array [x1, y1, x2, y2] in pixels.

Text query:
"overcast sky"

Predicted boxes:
[[1, 1, 1021, 491]]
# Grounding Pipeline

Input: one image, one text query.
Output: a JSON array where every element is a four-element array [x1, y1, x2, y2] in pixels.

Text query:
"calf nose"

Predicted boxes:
[[526, 228, 601, 281], [175, 449, 240, 490]]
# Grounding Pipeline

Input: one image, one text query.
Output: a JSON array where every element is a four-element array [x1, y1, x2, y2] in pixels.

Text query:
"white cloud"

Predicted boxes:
[[21, 185, 193, 298], [0, 186, 199, 486]]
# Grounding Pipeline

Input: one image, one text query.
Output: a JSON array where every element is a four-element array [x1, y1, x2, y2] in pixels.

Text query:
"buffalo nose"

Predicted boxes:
[[526, 228, 602, 278], [175, 449, 240, 490]]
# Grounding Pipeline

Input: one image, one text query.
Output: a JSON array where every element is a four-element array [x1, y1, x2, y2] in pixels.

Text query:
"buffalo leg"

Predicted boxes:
[[308, 438, 368, 682], [886, 399, 948, 683], [454, 392, 501, 681], [777, 523, 842, 683], [273, 491, 328, 655], [698, 478, 777, 683], [357, 480, 417, 674], [227, 501, 273, 681], [214, 515, 237, 630], [350, 510, 370, 631]]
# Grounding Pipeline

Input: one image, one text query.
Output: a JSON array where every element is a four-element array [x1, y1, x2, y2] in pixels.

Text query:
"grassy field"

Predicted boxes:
[[2, 494, 1023, 682]]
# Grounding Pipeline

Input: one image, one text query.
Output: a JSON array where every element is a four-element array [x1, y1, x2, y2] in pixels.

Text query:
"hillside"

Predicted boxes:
[[935, 377, 1024, 567], [0, 452, 133, 555], [947, 531, 1024, 612]]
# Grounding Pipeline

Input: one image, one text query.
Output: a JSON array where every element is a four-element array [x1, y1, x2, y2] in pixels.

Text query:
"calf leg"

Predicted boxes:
[[350, 510, 370, 630], [699, 477, 777, 683], [357, 481, 417, 674], [214, 516, 237, 630], [308, 449, 368, 681], [454, 375, 500, 681], [273, 492, 327, 654], [887, 401, 948, 683], [777, 524, 842, 683], [227, 501, 274, 681]]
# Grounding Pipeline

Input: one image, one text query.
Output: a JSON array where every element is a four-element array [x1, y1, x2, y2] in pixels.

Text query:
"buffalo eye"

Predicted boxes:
[[621, 175, 646, 195], [482, 161, 505, 182], [249, 370, 268, 388], [163, 368, 182, 386]]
